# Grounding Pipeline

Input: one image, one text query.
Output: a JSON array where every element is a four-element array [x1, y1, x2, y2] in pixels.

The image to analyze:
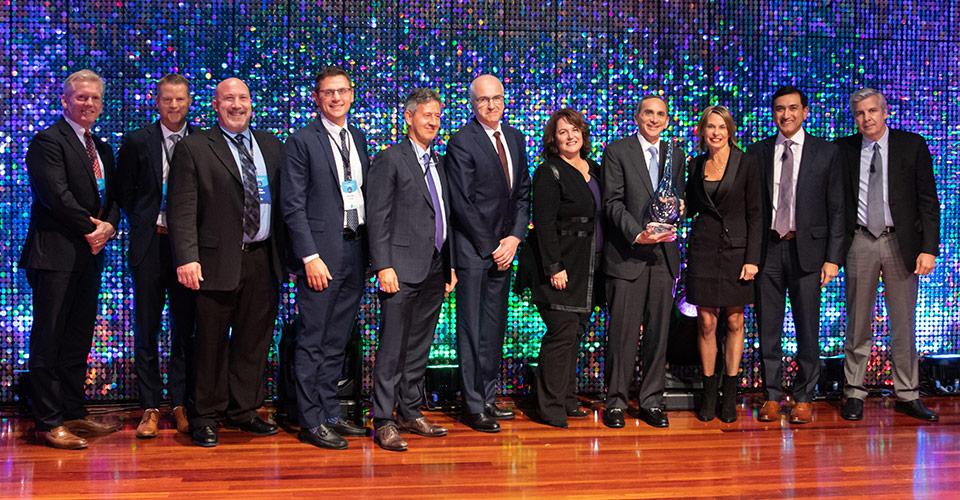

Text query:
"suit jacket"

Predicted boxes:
[[445, 117, 531, 268], [834, 129, 940, 271], [281, 119, 370, 272], [19, 118, 121, 272], [748, 132, 845, 272], [366, 138, 453, 284], [601, 135, 687, 279], [685, 148, 763, 270], [166, 127, 286, 291], [116, 120, 196, 268]]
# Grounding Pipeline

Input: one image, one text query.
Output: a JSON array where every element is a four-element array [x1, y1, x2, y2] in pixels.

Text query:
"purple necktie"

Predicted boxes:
[[422, 152, 444, 252], [774, 139, 794, 237]]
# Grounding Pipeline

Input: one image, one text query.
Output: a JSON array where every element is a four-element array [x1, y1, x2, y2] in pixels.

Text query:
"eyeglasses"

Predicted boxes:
[[317, 87, 354, 98], [474, 95, 505, 106]]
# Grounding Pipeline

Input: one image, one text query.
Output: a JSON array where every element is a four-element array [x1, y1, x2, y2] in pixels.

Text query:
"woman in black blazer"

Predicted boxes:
[[685, 105, 762, 422], [517, 109, 602, 428]]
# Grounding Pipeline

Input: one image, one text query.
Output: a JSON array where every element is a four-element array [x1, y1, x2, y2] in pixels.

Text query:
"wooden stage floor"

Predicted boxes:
[[2, 396, 959, 499]]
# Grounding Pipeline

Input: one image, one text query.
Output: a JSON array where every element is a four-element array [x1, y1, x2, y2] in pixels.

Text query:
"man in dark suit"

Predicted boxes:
[[367, 88, 457, 451], [835, 88, 939, 422], [280, 67, 370, 449], [167, 77, 285, 447], [20, 69, 121, 449], [750, 86, 845, 424], [445, 74, 530, 433], [116, 73, 197, 438], [602, 95, 686, 429]]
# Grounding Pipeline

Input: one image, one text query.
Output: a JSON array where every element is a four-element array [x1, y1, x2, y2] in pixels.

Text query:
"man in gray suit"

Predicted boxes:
[[602, 95, 686, 429]]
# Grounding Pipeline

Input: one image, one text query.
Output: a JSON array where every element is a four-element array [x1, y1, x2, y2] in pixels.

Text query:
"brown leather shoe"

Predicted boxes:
[[374, 424, 408, 452], [790, 402, 813, 424], [38, 426, 88, 450], [758, 400, 781, 422], [64, 417, 120, 436], [136, 409, 160, 439], [398, 416, 448, 437], [171, 406, 190, 434]]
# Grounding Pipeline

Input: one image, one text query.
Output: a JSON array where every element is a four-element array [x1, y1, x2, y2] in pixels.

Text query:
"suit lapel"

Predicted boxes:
[[208, 128, 243, 185], [401, 139, 434, 208], [57, 119, 97, 190], [796, 134, 817, 194], [885, 130, 901, 190], [713, 148, 742, 207], [762, 138, 775, 200], [148, 121, 165, 188], [630, 137, 655, 196], [349, 125, 370, 180], [312, 120, 341, 187]]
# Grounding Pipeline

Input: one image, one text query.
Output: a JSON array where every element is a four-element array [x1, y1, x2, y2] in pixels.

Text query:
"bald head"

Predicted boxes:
[[470, 74, 505, 129], [213, 78, 252, 134]]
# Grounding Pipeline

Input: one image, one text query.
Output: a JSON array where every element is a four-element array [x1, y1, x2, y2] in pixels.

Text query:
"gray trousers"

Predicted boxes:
[[844, 229, 920, 401]]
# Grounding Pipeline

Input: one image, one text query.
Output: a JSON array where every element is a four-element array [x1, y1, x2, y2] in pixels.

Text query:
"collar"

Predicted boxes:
[[479, 119, 503, 137], [776, 127, 806, 146], [64, 115, 90, 136], [161, 122, 188, 140], [637, 133, 660, 153], [409, 139, 431, 163], [219, 125, 251, 144], [320, 114, 349, 137], [862, 126, 889, 151]]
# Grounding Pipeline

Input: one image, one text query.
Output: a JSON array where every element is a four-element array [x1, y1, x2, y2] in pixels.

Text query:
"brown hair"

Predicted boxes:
[[542, 108, 592, 159], [156, 73, 190, 94], [696, 105, 739, 152], [314, 66, 352, 91]]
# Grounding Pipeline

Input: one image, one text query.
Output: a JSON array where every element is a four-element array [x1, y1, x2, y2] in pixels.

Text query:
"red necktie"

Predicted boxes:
[[494, 131, 511, 191], [84, 130, 103, 178]]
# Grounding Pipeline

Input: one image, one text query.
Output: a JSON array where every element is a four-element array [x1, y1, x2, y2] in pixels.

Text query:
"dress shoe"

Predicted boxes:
[[329, 418, 368, 437], [566, 407, 590, 418], [299, 424, 348, 450], [229, 417, 279, 436], [894, 399, 939, 422], [38, 426, 88, 450], [136, 408, 160, 439], [841, 398, 864, 421], [484, 403, 515, 420], [757, 400, 780, 422], [274, 412, 300, 434], [398, 416, 448, 437], [638, 407, 669, 428], [374, 424, 408, 452], [64, 418, 120, 436], [462, 412, 500, 433], [191, 425, 218, 447], [602, 408, 625, 428], [790, 402, 813, 424], [171, 406, 190, 434]]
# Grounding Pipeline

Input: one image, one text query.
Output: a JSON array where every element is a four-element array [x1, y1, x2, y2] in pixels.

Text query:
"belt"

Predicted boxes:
[[770, 229, 796, 241], [857, 224, 895, 236], [155, 225, 168, 235], [241, 239, 269, 252], [343, 225, 366, 241]]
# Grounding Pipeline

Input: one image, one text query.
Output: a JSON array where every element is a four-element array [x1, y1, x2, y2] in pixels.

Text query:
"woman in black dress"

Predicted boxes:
[[517, 109, 602, 428], [685, 105, 762, 422]]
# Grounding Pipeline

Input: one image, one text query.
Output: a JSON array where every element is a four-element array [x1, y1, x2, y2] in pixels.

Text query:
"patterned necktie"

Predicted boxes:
[[339, 128, 359, 231], [867, 143, 885, 238], [227, 133, 261, 239], [422, 152, 444, 252], [493, 130, 511, 191], [84, 130, 102, 179], [648, 145, 660, 188], [774, 139, 795, 237]]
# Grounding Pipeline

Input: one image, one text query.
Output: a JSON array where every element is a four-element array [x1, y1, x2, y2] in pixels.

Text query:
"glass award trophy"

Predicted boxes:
[[646, 139, 681, 234]]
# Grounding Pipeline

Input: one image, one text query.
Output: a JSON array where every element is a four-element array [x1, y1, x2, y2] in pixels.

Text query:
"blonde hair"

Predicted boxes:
[[696, 105, 738, 152], [63, 69, 104, 96]]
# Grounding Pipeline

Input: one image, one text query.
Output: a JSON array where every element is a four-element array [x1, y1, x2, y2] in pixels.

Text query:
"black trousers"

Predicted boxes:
[[190, 244, 279, 428], [131, 233, 196, 409], [293, 237, 365, 429], [604, 261, 674, 410], [455, 263, 511, 414], [372, 253, 445, 426], [26, 258, 102, 431], [535, 306, 587, 424], [757, 236, 822, 402]]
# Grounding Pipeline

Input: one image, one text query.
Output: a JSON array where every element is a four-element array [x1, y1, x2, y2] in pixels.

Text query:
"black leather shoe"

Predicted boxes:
[[329, 418, 368, 436], [191, 425, 218, 447], [299, 424, 348, 450], [462, 412, 500, 433], [638, 407, 669, 428], [841, 397, 864, 421], [566, 407, 590, 418], [894, 399, 939, 422], [275, 413, 300, 434], [230, 417, 279, 436], [484, 403, 515, 420], [602, 408, 625, 428]]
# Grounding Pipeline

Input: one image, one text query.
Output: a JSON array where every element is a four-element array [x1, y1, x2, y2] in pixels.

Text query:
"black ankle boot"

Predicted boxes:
[[698, 374, 719, 421], [719, 375, 739, 423]]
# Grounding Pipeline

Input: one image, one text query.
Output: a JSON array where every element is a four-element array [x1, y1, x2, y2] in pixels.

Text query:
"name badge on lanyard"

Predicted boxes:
[[96, 177, 106, 202], [342, 179, 361, 211], [257, 175, 272, 204]]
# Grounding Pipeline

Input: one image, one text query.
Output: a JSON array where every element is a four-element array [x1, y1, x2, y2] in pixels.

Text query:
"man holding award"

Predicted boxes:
[[601, 95, 686, 429]]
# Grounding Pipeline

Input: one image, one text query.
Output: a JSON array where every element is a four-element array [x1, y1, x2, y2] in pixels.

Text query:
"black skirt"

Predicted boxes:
[[685, 244, 755, 307]]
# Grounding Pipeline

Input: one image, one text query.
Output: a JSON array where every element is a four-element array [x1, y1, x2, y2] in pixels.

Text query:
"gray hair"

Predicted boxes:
[[403, 88, 442, 115], [634, 94, 669, 120], [849, 88, 887, 114], [63, 69, 104, 96]]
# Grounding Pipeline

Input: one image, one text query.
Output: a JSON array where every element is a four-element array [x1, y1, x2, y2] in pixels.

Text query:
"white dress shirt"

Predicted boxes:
[[480, 121, 514, 186], [157, 122, 188, 227], [770, 128, 805, 231]]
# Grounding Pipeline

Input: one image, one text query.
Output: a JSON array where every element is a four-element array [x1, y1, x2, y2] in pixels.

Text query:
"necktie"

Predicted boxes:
[[422, 152, 445, 252], [774, 139, 795, 237], [338, 128, 359, 231], [867, 143, 885, 238], [493, 130, 511, 191], [228, 133, 261, 239], [84, 131, 102, 179], [163, 133, 181, 165], [648, 145, 660, 188]]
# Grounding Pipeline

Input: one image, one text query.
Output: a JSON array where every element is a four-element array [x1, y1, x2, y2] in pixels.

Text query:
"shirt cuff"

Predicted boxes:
[[302, 254, 319, 265]]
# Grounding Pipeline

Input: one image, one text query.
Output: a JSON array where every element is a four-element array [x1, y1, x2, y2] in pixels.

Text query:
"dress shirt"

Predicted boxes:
[[857, 127, 894, 227], [64, 115, 105, 183], [220, 126, 271, 243], [411, 139, 447, 244], [480, 120, 514, 184], [157, 122, 188, 227], [636, 133, 661, 181], [770, 128, 805, 231]]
